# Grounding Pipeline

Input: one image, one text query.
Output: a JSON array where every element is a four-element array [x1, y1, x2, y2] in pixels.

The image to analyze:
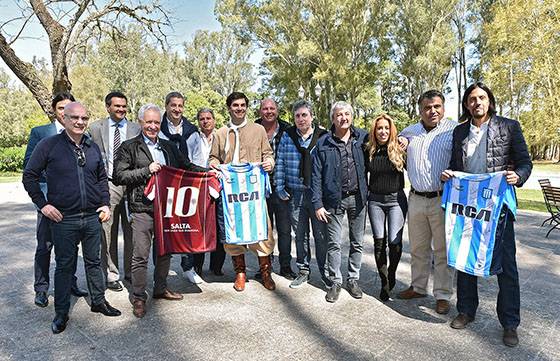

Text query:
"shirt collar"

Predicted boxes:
[[54, 120, 65, 134], [142, 133, 159, 146], [110, 118, 126, 127], [296, 126, 314, 140]]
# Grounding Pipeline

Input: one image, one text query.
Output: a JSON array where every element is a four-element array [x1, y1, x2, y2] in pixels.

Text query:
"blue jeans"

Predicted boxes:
[[267, 192, 292, 268], [367, 191, 407, 244], [51, 212, 106, 315], [289, 190, 328, 280], [456, 210, 520, 329], [325, 195, 366, 285]]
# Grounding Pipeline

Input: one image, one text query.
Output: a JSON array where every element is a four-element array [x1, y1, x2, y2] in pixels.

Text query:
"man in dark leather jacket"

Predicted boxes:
[[441, 82, 532, 347], [113, 103, 207, 318]]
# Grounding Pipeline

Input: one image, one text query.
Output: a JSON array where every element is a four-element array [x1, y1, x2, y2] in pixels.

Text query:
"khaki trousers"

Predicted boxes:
[[407, 193, 453, 300], [224, 216, 275, 257]]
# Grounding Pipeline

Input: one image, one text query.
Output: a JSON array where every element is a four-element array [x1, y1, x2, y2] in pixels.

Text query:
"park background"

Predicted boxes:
[[0, 0, 558, 210]]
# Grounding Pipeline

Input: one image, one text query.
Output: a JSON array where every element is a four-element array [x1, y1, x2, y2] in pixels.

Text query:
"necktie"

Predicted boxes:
[[113, 123, 121, 161]]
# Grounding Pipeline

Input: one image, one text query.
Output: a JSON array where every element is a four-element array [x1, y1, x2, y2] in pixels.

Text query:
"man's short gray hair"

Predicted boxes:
[[138, 103, 161, 121], [330, 101, 353, 121], [292, 100, 313, 116], [196, 107, 215, 120]]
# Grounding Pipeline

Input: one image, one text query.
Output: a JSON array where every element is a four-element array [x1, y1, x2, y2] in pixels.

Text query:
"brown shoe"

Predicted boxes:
[[397, 286, 426, 299], [132, 299, 146, 318], [232, 255, 247, 292], [435, 299, 450, 314], [258, 255, 276, 291], [450, 313, 474, 329], [153, 289, 183, 301]]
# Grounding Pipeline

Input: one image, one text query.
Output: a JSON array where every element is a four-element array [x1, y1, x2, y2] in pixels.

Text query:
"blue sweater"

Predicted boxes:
[[23, 132, 110, 214]]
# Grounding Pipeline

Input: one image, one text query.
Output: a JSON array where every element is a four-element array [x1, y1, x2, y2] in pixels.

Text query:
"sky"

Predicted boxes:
[[0, 0, 459, 119]]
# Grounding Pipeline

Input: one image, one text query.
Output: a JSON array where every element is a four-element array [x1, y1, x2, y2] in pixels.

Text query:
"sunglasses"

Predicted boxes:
[[74, 147, 86, 167]]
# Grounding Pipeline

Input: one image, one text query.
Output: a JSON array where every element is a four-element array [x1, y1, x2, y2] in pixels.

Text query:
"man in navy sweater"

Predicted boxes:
[[23, 102, 121, 334]]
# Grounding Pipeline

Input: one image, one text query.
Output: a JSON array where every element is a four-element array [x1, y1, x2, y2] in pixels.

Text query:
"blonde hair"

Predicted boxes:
[[367, 114, 405, 172]]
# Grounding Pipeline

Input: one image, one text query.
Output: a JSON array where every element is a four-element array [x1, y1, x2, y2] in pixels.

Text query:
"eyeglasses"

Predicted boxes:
[[74, 147, 86, 167]]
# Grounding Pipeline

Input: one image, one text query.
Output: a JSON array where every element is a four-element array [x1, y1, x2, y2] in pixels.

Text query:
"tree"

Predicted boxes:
[[0, 0, 169, 119]]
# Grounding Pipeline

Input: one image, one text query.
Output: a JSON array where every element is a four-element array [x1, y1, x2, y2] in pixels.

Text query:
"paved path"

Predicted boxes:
[[0, 182, 558, 361]]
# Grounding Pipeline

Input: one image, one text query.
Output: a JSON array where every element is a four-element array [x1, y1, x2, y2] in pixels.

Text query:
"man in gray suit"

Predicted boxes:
[[89, 91, 141, 291]]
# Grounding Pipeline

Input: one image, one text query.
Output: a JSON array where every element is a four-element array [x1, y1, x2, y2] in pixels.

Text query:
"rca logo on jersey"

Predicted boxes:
[[227, 191, 259, 203], [164, 186, 200, 218], [451, 203, 491, 222]]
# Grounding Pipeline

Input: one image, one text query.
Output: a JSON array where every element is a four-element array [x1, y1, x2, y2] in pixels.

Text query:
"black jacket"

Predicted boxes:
[[22, 132, 109, 214], [113, 134, 207, 214], [311, 126, 368, 211], [449, 115, 532, 186]]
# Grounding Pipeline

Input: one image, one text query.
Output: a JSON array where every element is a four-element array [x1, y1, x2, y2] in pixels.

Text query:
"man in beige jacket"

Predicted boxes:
[[209, 92, 276, 292]]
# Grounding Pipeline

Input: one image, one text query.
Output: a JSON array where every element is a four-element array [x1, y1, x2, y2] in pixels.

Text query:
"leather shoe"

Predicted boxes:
[[503, 328, 519, 347], [397, 286, 427, 299], [346, 280, 363, 299], [91, 301, 122, 317], [450, 313, 474, 329], [279, 267, 297, 280], [153, 289, 183, 301], [71, 286, 89, 297], [132, 299, 146, 318], [107, 281, 123, 292], [51, 313, 68, 334], [435, 299, 450, 314], [325, 283, 342, 303], [34, 291, 48, 307]]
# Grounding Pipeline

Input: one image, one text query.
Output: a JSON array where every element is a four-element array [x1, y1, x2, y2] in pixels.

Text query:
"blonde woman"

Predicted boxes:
[[365, 114, 407, 301]]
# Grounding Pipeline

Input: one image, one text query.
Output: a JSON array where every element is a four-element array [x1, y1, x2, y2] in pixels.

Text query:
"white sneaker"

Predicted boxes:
[[183, 269, 203, 284]]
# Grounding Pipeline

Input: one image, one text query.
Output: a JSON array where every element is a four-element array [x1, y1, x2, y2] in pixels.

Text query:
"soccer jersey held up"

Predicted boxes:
[[145, 165, 221, 256], [219, 163, 270, 245], [442, 171, 516, 277]]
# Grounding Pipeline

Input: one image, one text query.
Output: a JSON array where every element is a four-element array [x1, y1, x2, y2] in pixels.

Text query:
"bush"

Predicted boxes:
[[0, 146, 25, 172]]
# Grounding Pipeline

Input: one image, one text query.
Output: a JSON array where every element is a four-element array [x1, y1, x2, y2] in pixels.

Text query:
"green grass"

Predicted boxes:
[[516, 188, 547, 213], [0, 172, 21, 183], [532, 161, 560, 173]]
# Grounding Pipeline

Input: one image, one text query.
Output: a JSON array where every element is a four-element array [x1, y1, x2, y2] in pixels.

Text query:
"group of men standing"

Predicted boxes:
[[22, 83, 531, 348]]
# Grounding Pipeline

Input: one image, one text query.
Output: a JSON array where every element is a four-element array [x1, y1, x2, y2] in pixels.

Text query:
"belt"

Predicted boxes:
[[410, 188, 442, 199], [342, 190, 358, 198]]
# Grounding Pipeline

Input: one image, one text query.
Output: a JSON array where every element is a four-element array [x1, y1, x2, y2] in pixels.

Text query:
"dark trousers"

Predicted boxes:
[[34, 213, 78, 292], [456, 211, 520, 329], [267, 192, 292, 268], [51, 212, 106, 315], [180, 197, 227, 272], [130, 212, 170, 301]]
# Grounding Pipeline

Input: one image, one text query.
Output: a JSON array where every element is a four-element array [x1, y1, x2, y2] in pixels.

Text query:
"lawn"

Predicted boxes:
[[532, 161, 560, 173], [0, 172, 21, 183], [516, 188, 547, 213]]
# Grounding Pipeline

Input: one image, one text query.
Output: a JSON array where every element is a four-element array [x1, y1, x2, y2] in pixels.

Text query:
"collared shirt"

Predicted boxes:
[[465, 121, 488, 174], [274, 128, 315, 197], [187, 131, 214, 167], [108, 117, 128, 178], [400, 118, 457, 192], [332, 132, 358, 194], [54, 120, 65, 134], [165, 117, 183, 135], [143, 134, 166, 165]]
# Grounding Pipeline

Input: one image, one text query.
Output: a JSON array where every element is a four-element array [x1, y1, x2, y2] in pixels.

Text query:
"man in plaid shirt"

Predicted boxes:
[[274, 100, 328, 288]]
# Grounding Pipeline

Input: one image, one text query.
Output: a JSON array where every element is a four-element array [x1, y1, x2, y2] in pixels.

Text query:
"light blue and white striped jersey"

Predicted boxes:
[[442, 172, 516, 277], [219, 163, 270, 245]]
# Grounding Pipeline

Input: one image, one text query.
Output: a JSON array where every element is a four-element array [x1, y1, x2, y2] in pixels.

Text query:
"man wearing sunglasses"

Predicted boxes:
[[23, 102, 121, 334]]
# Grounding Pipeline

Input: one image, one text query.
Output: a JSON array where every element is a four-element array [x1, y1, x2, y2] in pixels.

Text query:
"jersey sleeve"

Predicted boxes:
[[441, 178, 452, 210], [208, 174, 222, 199], [144, 174, 157, 201], [263, 168, 271, 197]]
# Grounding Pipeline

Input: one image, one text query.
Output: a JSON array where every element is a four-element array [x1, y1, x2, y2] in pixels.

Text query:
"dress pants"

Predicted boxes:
[[224, 216, 276, 256], [407, 193, 453, 300], [101, 181, 132, 283], [130, 212, 170, 301], [51, 212, 106, 315], [267, 192, 292, 268], [457, 210, 520, 329]]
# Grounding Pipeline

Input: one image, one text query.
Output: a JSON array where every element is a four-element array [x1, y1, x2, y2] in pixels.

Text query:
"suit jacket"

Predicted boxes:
[[24, 122, 58, 184], [88, 117, 141, 176], [449, 115, 532, 187], [113, 134, 207, 214]]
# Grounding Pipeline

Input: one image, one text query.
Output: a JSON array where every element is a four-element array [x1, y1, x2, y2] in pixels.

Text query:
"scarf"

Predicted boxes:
[[285, 125, 327, 187], [160, 113, 197, 157], [224, 119, 247, 164]]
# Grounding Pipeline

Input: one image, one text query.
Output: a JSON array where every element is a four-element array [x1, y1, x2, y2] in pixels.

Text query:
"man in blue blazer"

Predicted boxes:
[[24, 92, 88, 308]]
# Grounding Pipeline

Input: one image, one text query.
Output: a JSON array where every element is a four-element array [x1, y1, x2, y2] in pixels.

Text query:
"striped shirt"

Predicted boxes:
[[401, 118, 457, 192], [274, 130, 313, 198]]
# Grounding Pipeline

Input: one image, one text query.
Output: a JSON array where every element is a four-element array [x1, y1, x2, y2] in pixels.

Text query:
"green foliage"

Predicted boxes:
[[0, 146, 25, 172], [0, 87, 46, 148]]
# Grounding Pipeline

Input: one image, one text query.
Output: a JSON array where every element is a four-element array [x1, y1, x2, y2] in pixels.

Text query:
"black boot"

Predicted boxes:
[[388, 242, 402, 292], [374, 238, 389, 301]]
